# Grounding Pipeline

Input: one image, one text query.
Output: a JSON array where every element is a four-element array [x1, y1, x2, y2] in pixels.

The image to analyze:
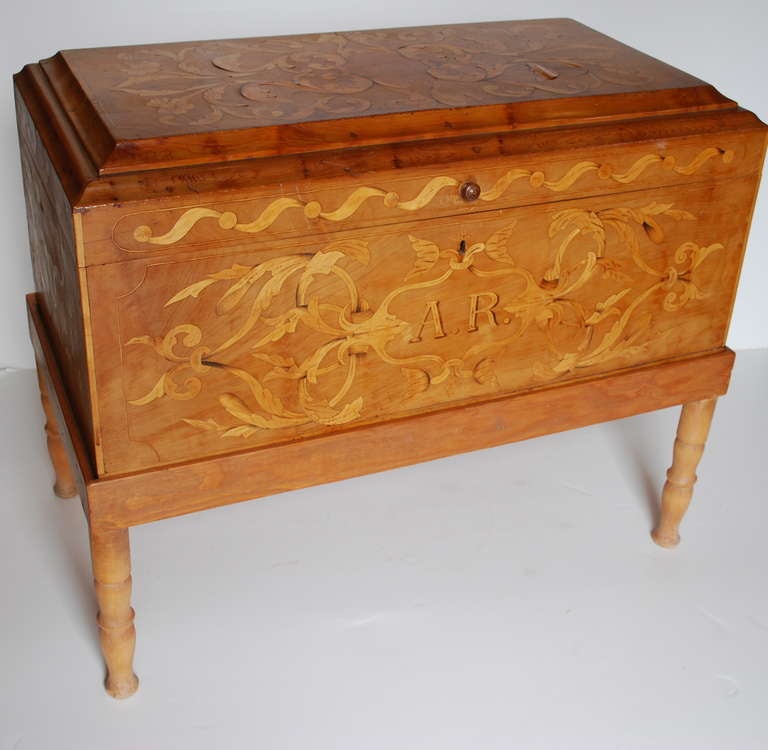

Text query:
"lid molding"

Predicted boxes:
[[21, 19, 738, 177]]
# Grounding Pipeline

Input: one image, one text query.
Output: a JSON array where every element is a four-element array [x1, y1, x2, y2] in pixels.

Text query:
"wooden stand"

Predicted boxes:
[[27, 293, 732, 697]]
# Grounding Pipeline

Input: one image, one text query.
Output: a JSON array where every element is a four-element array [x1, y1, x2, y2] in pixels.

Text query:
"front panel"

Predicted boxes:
[[87, 176, 756, 474]]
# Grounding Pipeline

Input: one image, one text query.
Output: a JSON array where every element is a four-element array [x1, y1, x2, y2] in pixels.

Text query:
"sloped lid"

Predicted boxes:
[[32, 19, 735, 175]]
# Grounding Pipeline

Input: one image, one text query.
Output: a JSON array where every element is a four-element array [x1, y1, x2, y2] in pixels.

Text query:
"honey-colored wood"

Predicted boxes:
[[89, 527, 138, 699], [28, 289, 735, 531], [35, 359, 77, 498], [26, 293, 734, 531], [97, 138, 760, 263], [15, 90, 95, 452], [16, 21, 764, 479], [84, 175, 756, 475], [15, 19, 767, 697], [652, 398, 717, 548], [86, 348, 736, 532], [75, 108, 767, 212], [27, 298, 94, 504], [32, 20, 735, 175]]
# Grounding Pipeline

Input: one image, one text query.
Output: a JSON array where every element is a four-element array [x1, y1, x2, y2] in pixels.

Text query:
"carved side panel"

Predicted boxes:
[[16, 90, 95, 456], [87, 176, 756, 474]]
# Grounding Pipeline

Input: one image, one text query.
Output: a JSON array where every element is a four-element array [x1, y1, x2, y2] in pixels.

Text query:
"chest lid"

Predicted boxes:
[[22, 19, 735, 176]]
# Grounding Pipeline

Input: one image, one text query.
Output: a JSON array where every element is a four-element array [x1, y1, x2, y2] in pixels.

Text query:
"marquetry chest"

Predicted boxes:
[[15, 19, 766, 697]]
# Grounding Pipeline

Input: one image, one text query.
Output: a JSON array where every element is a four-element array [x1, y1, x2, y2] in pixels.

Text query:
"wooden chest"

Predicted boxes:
[[15, 19, 766, 698]]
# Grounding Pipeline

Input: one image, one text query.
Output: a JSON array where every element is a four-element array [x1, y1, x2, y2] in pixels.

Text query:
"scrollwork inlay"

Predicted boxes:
[[127, 201, 723, 438], [131, 147, 734, 247]]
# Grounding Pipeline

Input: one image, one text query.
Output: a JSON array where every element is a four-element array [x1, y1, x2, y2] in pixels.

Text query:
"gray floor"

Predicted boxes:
[[1, 350, 766, 749]]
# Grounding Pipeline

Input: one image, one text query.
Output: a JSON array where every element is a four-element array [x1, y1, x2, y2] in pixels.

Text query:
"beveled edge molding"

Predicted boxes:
[[128, 146, 735, 248]]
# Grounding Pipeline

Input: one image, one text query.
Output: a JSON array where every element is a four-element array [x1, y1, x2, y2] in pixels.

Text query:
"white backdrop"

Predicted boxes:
[[1, 0, 765, 368]]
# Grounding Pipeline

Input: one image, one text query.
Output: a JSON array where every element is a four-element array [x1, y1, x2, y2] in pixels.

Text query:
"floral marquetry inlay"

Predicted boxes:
[[105, 22, 661, 129], [59, 19, 709, 140], [126, 200, 723, 440]]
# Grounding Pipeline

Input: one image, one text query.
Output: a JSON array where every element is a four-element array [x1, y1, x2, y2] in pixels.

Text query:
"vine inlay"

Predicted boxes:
[[131, 147, 734, 247]]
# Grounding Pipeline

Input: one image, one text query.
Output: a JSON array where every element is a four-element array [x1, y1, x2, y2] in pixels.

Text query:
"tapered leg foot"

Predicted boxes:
[[105, 670, 140, 700], [652, 398, 717, 549], [35, 361, 77, 499], [91, 528, 139, 698], [53, 482, 78, 500]]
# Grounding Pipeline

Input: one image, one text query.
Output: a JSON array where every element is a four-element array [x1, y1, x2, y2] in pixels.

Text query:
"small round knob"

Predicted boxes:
[[459, 181, 481, 202]]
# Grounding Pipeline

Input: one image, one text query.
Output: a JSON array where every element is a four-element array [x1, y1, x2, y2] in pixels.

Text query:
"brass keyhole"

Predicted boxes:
[[458, 239, 467, 256]]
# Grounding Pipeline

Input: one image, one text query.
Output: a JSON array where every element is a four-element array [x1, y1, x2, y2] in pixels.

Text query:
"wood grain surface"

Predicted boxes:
[[74, 108, 768, 212], [84, 343, 731, 530], [15, 19, 766, 480], [28, 291, 734, 531], [65, 19, 710, 135], [85, 175, 759, 474], [652, 397, 717, 548], [105, 143, 746, 255], [16, 90, 96, 453], [18, 19, 736, 174]]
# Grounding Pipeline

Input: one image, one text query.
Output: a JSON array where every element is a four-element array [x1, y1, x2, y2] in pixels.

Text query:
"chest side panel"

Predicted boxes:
[[16, 91, 97, 460], [86, 169, 758, 475]]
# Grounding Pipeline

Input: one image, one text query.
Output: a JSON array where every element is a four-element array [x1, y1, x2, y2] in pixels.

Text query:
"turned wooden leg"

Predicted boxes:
[[652, 397, 717, 548], [35, 361, 77, 499], [90, 528, 139, 698]]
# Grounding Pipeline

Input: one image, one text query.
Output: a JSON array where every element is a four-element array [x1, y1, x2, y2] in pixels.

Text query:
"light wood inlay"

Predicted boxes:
[[126, 199, 724, 442], [87, 175, 756, 475], [129, 147, 735, 247]]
